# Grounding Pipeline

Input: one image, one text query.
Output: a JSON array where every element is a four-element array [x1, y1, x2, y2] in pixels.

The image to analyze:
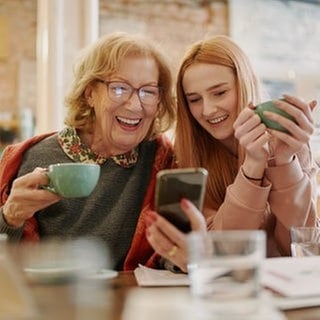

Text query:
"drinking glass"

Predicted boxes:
[[188, 230, 266, 317], [290, 226, 320, 257]]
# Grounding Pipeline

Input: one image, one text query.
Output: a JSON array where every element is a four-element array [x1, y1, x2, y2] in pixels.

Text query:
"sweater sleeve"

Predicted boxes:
[[0, 133, 56, 243], [211, 168, 271, 230], [265, 144, 318, 254], [0, 207, 24, 240], [210, 143, 318, 257]]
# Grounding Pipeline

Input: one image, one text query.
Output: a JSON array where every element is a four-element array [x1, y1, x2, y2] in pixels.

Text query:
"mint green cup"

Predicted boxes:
[[254, 100, 296, 133], [43, 163, 100, 198]]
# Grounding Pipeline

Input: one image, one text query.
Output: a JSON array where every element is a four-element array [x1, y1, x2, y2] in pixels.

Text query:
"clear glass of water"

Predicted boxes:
[[187, 230, 266, 317], [290, 226, 320, 257]]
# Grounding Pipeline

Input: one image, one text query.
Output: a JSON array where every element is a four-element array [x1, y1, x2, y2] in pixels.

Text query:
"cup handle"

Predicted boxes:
[[39, 184, 58, 194], [38, 173, 58, 195]]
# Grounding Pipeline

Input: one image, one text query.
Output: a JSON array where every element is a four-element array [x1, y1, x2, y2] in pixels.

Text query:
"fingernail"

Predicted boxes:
[[181, 198, 190, 209], [146, 210, 158, 222], [310, 100, 317, 110]]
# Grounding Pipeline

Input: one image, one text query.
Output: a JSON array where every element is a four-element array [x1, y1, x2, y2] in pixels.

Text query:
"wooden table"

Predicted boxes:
[[27, 271, 137, 320], [17, 271, 320, 320]]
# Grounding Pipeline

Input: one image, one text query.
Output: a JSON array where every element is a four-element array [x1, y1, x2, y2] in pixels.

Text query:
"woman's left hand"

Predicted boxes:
[[146, 198, 206, 273], [264, 95, 316, 166]]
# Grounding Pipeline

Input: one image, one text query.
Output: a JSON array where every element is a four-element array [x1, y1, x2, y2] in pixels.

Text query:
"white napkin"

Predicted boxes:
[[134, 264, 189, 286]]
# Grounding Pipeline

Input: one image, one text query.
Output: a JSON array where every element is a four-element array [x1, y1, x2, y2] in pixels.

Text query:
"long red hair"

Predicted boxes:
[[175, 35, 262, 210]]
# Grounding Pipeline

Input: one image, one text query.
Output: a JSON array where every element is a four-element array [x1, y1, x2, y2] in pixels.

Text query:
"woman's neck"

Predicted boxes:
[[219, 136, 238, 157]]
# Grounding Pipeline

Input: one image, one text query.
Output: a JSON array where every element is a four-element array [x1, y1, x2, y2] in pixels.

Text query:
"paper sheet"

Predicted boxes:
[[134, 256, 320, 310], [261, 256, 320, 297]]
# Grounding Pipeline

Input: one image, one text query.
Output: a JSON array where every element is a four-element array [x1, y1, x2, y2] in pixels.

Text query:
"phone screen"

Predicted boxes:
[[155, 168, 208, 233]]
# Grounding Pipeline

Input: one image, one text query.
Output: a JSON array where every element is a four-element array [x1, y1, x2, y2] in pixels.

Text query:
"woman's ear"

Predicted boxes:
[[84, 85, 94, 107]]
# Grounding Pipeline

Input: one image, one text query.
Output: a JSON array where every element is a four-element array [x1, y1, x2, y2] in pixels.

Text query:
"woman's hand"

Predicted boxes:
[[264, 95, 316, 166], [233, 104, 269, 179], [2, 168, 61, 228], [146, 198, 206, 273]]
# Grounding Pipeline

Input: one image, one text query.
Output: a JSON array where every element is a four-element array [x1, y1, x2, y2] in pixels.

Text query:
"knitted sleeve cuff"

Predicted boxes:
[[0, 207, 24, 241]]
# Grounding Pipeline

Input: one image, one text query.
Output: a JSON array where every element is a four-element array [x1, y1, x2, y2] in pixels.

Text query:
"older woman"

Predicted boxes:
[[0, 32, 176, 270]]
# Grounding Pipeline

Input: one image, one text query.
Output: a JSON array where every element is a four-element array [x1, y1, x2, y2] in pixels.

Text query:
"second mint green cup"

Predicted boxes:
[[43, 163, 100, 198]]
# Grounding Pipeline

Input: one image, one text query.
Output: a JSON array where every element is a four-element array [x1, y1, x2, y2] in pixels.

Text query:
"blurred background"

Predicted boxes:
[[0, 0, 319, 159]]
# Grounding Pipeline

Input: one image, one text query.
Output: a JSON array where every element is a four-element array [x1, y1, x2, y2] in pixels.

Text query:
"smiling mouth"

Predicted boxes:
[[208, 115, 228, 125], [116, 116, 142, 127]]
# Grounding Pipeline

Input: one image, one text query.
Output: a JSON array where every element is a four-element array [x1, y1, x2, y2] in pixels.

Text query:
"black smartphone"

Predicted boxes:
[[155, 168, 208, 233]]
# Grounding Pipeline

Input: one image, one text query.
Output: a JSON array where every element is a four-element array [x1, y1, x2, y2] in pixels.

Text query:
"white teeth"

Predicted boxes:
[[116, 116, 140, 125], [208, 115, 228, 124]]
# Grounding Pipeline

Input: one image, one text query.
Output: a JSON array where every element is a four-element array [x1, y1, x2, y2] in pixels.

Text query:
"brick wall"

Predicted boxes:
[[0, 0, 36, 119], [99, 0, 228, 72], [1, 0, 319, 131], [0, 0, 228, 120]]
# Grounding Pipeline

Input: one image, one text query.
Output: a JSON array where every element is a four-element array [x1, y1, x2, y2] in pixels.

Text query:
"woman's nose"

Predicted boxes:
[[127, 90, 143, 110], [202, 98, 218, 116]]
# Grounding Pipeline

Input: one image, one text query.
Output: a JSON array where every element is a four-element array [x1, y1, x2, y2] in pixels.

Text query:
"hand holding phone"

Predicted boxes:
[[155, 168, 208, 233]]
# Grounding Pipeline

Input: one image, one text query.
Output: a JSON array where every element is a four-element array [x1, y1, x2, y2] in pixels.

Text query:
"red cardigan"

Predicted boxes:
[[0, 133, 175, 270]]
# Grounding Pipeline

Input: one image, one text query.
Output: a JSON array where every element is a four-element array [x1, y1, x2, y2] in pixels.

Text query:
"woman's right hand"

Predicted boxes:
[[2, 168, 61, 228], [146, 198, 206, 273], [233, 104, 269, 180], [234, 104, 270, 161]]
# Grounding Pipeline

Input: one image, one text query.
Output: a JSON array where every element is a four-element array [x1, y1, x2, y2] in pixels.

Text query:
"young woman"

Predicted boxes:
[[146, 35, 318, 272]]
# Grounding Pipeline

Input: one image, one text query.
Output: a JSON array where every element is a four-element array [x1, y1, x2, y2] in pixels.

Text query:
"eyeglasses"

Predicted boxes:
[[98, 80, 161, 106]]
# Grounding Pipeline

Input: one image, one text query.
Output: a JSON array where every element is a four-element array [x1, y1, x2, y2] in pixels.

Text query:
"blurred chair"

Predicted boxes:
[[0, 127, 17, 157]]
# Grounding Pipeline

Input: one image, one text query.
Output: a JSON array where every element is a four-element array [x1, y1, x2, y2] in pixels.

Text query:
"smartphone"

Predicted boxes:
[[155, 168, 208, 233]]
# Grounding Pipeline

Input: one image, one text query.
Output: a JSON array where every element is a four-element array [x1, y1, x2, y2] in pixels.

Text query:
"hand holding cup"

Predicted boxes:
[[41, 163, 100, 198]]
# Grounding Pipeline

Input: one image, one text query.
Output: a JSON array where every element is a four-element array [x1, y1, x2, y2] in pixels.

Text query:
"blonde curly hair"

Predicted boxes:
[[64, 32, 176, 140]]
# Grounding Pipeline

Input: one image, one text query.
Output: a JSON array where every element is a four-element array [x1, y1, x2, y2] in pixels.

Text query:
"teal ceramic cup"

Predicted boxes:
[[254, 100, 296, 133], [42, 163, 100, 198]]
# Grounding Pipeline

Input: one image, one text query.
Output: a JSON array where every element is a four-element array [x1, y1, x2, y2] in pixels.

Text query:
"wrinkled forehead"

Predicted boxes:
[[109, 51, 156, 75], [107, 53, 158, 77]]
